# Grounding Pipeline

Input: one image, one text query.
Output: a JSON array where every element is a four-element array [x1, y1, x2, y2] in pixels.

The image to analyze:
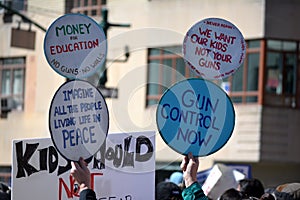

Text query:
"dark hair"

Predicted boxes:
[[239, 178, 265, 198], [156, 181, 183, 200], [220, 188, 244, 200]]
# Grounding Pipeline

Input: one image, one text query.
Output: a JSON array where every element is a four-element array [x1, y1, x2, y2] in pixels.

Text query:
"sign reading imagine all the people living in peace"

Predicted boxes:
[[49, 80, 109, 161]]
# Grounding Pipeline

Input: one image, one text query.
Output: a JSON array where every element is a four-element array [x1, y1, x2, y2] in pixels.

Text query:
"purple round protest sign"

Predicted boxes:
[[49, 80, 109, 161], [183, 18, 246, 79], [44, 13, 107, 79]]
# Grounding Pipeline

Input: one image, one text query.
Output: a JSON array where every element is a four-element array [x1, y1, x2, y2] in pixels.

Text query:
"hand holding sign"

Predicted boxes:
[[49, 80, 109, 161], [183, 18, 246, 79], [156, 78, 235, 157]]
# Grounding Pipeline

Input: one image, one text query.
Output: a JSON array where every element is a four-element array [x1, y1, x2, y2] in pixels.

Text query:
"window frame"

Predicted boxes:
[[146, 47, 196, 107], [263, 39, 299, 108], [71, 0, 102, 16], [0, 57, 26, 118]]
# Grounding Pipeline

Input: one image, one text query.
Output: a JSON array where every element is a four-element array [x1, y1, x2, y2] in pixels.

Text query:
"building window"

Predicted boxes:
[[0, 57, 25, 118], [1, 0, 26, 11], [69, 0, 102, 16], [146, 46, 197, 107], [146, 40, 299, 108], [0, 166, 11, 186], [264, 40, 298, 107], [222, 40, 261, 104]]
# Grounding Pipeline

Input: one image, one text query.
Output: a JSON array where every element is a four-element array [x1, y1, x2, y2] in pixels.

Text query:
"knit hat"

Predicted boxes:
[[169, 172, 183, 185]]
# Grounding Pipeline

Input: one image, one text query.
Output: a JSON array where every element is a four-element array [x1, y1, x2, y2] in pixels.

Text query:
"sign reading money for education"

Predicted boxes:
[[44, 13, 107, 79], [49, 80, 109, 161], [183, 18, 246, 79], [156, 78, 235, 156]]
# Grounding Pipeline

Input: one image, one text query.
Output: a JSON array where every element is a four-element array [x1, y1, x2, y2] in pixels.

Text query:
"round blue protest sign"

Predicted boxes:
[[44, 13, 107, 79], [183, 18, 246, 79], [156, 78, 235, 157], [49, 80, 109, 161]]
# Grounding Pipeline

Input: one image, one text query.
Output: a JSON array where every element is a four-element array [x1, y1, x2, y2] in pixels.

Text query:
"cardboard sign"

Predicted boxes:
[[197, 164, 252, 185], [183, 18, 246, 79], [156, 78, 235, 156], [49, 80, 109, 161], [202, 164, 246, 200], [12, 132, 155, 200], [44, 13, 107, 79]]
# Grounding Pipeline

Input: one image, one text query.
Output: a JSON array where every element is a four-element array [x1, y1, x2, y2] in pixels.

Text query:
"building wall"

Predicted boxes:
[[0, 0, 65, 165], [105, 0, 265, 169], [265, 0, 300, 40], [261, 106, 300, 163], [1, 0, 290, 171], [212, 105, 262, 163]]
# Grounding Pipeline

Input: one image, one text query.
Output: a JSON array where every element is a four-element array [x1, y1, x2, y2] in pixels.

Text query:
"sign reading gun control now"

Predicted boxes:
[[44, 13, 107, 79], [183, 18, 246, 79], [49, 80, 109, 161], [156, 78, 235, 156]]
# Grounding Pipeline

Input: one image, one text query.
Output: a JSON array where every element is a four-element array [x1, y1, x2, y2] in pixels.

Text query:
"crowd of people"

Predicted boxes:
[[155, 165, 300, 200], [71, 153, 300, 200], [70, 153, 300, 200], [0, 154, 299, 200]]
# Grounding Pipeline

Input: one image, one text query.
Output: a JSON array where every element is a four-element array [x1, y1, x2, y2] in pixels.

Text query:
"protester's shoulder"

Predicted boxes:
[[182, 182, 208, 200]]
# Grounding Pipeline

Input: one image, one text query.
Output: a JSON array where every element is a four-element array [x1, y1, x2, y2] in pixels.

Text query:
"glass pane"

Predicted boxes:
[[149, 48, 160, 56], [283, 41, 297, 51], [147, 99, 158, 106], [162, 59, 172, 87], [91, 10, 97, 16], [175, 58, 186, 81], [267, 40, 282, 50], [147, 62, 160, 95], [163, 46, 182, 55], [231, 96, 242, 103], [92, 0, 97, 5], [248, 40, 260, 48], [84, 0, 88, 6], [247, 53, 259, 91], [1, 70, 11, 95], [3, 58, 24, 65], [284, 53, 297, 95], [13, 69, 24, 95], [231, 64, 244, 92], [13, 96, 23, 110], [12, 0, 25, 11], [246, 96, 258, 103], [265, 52, 282, 94]]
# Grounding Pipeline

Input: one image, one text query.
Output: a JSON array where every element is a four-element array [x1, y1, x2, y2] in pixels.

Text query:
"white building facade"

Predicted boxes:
[[0, 0, 300, 187]]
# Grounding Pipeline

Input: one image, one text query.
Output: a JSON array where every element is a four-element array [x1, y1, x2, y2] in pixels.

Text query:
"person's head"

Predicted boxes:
[[220, 188, 244, 200], [238, 178, 265, 198], [156, 181, 183, 200]]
